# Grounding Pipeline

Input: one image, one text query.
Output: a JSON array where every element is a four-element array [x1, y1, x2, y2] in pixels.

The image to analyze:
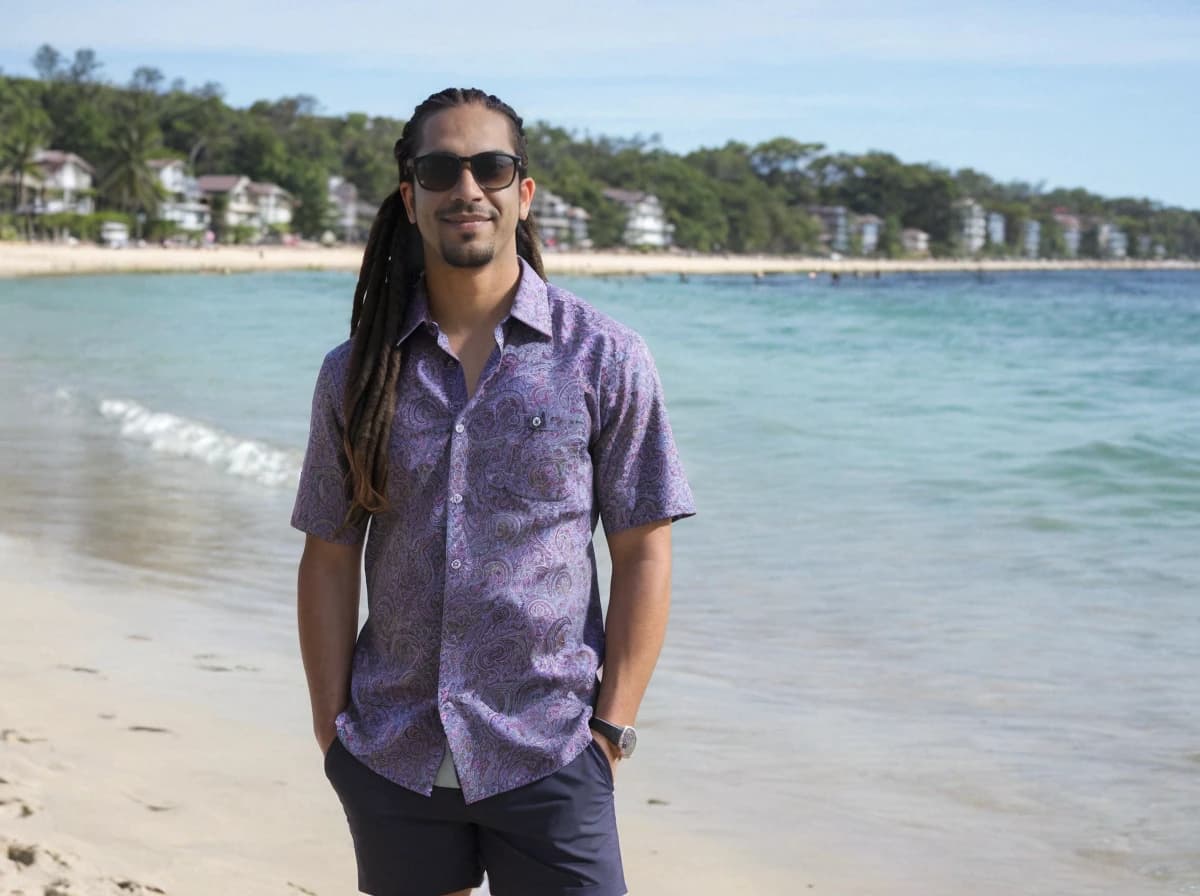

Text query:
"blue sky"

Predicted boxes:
[[3, 0, 1198, 208]]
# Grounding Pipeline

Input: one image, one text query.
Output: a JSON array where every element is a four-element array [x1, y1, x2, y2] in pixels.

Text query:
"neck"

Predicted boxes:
[[424, 253, 522, 335]]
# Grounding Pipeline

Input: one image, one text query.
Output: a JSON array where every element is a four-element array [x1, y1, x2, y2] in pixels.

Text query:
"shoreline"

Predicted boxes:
[[1, 242, 1198, 279]]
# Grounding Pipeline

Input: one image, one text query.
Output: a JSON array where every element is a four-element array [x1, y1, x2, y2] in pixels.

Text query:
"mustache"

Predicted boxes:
[[437, 201, 497, 219]]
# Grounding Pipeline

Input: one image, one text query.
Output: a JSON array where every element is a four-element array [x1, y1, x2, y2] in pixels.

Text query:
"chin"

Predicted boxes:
[[441, 242, 496, 269]]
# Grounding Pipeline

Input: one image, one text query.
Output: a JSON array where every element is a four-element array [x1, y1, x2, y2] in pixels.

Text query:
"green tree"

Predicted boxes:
[[98, 101, 164, 215], [0, 80, 52, 234]]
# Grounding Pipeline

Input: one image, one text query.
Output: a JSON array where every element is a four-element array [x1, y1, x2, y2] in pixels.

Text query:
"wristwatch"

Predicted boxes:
[[589, 716, 637, 758]]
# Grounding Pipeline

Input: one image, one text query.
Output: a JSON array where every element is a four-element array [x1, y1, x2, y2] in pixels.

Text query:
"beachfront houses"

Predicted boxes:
[[248, 182, 294, 231], [328, 176, 376, 243], [531, 188, 591, 249], [149, 159, 210, 234], [1099, 222, 1128, 259], [954, 198, 987, 255], [855, 214, 882, 256], [28, 150, 95, 215], [602, 188, 674, 248], [901, 227, 930, 257], [1053, 211, 1082, 258], [987, 212, 1006, 248], [1023, 219, 1041, 259], [197, 175, 295, 238], [810, 205, 849, 255]]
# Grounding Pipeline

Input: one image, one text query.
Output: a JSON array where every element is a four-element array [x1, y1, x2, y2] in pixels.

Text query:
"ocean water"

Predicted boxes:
[[2, 268, 1198, 893]]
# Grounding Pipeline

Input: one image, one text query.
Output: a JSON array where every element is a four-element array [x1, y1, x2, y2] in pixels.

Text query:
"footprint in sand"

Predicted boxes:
[[126, 726, 172, 735], [0, 728, 46, 745]]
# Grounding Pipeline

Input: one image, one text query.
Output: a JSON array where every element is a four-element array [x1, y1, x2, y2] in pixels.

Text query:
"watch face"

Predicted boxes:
[[619, 726, 637, 758]]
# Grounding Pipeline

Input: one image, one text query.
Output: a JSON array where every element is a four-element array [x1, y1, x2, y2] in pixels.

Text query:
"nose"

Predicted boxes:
[[448, 161, 484, 199]]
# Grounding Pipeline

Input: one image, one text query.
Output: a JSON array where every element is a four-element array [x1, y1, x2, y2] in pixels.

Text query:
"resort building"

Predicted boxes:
[[809, 205, 849, 254], [327, 176, 369, 243], [1099, 222, 1128, 259], [1053, 211, 1082, 258], [1023, 219, 1041, 259], [602, 188, 674, 248], [197, 175, 257, 230], [987, 212, 1006, 248], [854, 214, 882, 256], [30, 150, 95, 214], [248, 182, 294, 231], [530, 188, 591, 248], [954, 198, 986, 255], [149, 159, 210, 233], [197, 175, 294, 236], [901, 227, 930, 256]]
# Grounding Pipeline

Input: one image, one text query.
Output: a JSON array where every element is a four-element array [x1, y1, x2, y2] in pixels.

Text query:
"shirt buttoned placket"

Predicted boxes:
[[434, 317, 514, 787]]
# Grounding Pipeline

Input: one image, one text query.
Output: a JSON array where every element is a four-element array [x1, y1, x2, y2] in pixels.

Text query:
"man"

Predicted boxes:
[[292, 87, 694, 896]]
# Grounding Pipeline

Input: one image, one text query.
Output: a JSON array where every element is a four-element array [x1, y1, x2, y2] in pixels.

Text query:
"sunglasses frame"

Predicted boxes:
[[409, 151, 524, 192]]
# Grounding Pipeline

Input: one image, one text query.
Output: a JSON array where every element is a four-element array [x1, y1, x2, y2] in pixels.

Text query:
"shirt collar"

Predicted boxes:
[[394, 257, 551, 348]]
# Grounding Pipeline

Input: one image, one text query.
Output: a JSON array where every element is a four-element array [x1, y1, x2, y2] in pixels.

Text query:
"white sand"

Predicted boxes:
[[0, 536, 810, 895], [1, 241, 1197, 280]]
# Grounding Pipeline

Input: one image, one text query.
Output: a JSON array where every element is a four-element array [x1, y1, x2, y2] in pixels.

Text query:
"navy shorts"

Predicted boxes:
[[324, 738, 625, 896]]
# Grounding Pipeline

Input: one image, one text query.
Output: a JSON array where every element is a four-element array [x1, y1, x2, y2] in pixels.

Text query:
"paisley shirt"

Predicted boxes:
[[291, 259, 695, 803]]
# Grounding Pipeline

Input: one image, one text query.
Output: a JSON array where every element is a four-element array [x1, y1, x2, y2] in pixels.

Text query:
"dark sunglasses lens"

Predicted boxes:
[[415, 155, 462, 191], [471, 153, 516, 189]]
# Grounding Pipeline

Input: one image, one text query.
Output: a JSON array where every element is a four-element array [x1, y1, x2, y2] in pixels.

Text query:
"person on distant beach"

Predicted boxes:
[[291, 87, 694, 896]]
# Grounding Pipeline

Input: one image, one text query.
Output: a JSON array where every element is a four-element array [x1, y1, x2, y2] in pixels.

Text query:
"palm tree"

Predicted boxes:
[[0, 83, 51, 233], [98, 113, 165, 217]]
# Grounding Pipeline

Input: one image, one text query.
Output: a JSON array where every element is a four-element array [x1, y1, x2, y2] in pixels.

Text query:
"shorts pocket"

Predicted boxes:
[[585, 738, 615, 790]]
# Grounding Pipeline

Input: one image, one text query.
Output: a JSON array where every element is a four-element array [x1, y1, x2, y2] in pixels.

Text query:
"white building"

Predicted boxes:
[[954, 198, 986, 254], [197, 175, 256, 230], [901, 227, 930, 256], [1023, 219, 1041, 259], [987, 211, 1006, 248], [810, 205, 849, 254], [1099, 222, 1127, 259], [31, 150, 94, 214], [328, 176, 364, 242], [855, 214, 882, 255], [1053, 211, 1082, 258], [197, 175, 293, 235], [149, 159, 210, 233], [248, 181, 294, 230], [602, 188, 674, 248], [531, 188, 591, 248]]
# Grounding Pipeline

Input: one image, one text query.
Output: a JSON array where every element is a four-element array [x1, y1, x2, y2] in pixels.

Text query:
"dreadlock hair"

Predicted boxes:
[[338, 87, 546, 534]]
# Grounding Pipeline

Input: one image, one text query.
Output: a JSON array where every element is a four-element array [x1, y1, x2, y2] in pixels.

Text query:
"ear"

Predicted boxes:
[[398, 181, 417, 224], [518, 176, 535, 221]]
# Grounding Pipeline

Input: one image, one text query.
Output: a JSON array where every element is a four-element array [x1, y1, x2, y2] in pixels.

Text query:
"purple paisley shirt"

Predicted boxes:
[[291, 258, 695, 803]]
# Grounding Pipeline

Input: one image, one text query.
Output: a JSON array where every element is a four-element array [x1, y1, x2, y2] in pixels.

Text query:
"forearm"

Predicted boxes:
[[595, 521, 673, 726], [297, 541, 361, 745]]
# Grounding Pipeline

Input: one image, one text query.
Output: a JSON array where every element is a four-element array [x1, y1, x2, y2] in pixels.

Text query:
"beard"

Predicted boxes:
[[439, 236, 496, 268]]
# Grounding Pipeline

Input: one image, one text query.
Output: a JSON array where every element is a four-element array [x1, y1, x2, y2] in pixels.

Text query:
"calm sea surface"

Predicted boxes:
[[2, 268, 1198, 893]]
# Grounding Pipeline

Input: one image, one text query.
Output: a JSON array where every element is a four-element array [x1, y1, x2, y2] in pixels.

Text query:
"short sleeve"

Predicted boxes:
[[592, 333, 696, 535], [291, 346, 368, 545]]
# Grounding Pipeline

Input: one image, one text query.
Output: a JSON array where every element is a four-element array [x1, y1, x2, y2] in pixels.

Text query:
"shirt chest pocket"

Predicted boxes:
[[496, 407, 589, 503]]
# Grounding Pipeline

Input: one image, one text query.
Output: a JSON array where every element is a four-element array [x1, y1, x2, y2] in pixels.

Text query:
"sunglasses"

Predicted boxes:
[[409, 152, 523, 192]]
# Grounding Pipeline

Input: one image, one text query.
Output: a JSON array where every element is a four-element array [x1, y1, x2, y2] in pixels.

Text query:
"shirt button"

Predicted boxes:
[[455, 423, 465, 434], [531, 415, 542, 427], [450, 493, 462, 504], [450, 559, 462, 570]]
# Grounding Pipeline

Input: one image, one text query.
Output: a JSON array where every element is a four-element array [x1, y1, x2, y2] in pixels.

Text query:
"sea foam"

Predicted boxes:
[[98, 398, 301, 488]]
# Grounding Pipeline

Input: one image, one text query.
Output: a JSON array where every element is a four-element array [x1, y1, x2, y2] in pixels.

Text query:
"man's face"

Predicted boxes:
[[399, 103, 534, 270]]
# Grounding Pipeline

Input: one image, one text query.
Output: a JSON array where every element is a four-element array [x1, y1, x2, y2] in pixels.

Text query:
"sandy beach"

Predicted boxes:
[[0, 536, 815, 896], [1, 241, 1197, 280]]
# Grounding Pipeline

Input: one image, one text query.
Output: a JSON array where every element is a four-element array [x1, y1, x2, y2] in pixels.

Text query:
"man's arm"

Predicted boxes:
[[297, 533, 363, 753], [593, 519, 673, 766]]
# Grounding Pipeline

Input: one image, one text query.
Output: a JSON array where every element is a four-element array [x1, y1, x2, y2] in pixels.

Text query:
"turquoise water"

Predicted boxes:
[[2, 269, 1198, 893]]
